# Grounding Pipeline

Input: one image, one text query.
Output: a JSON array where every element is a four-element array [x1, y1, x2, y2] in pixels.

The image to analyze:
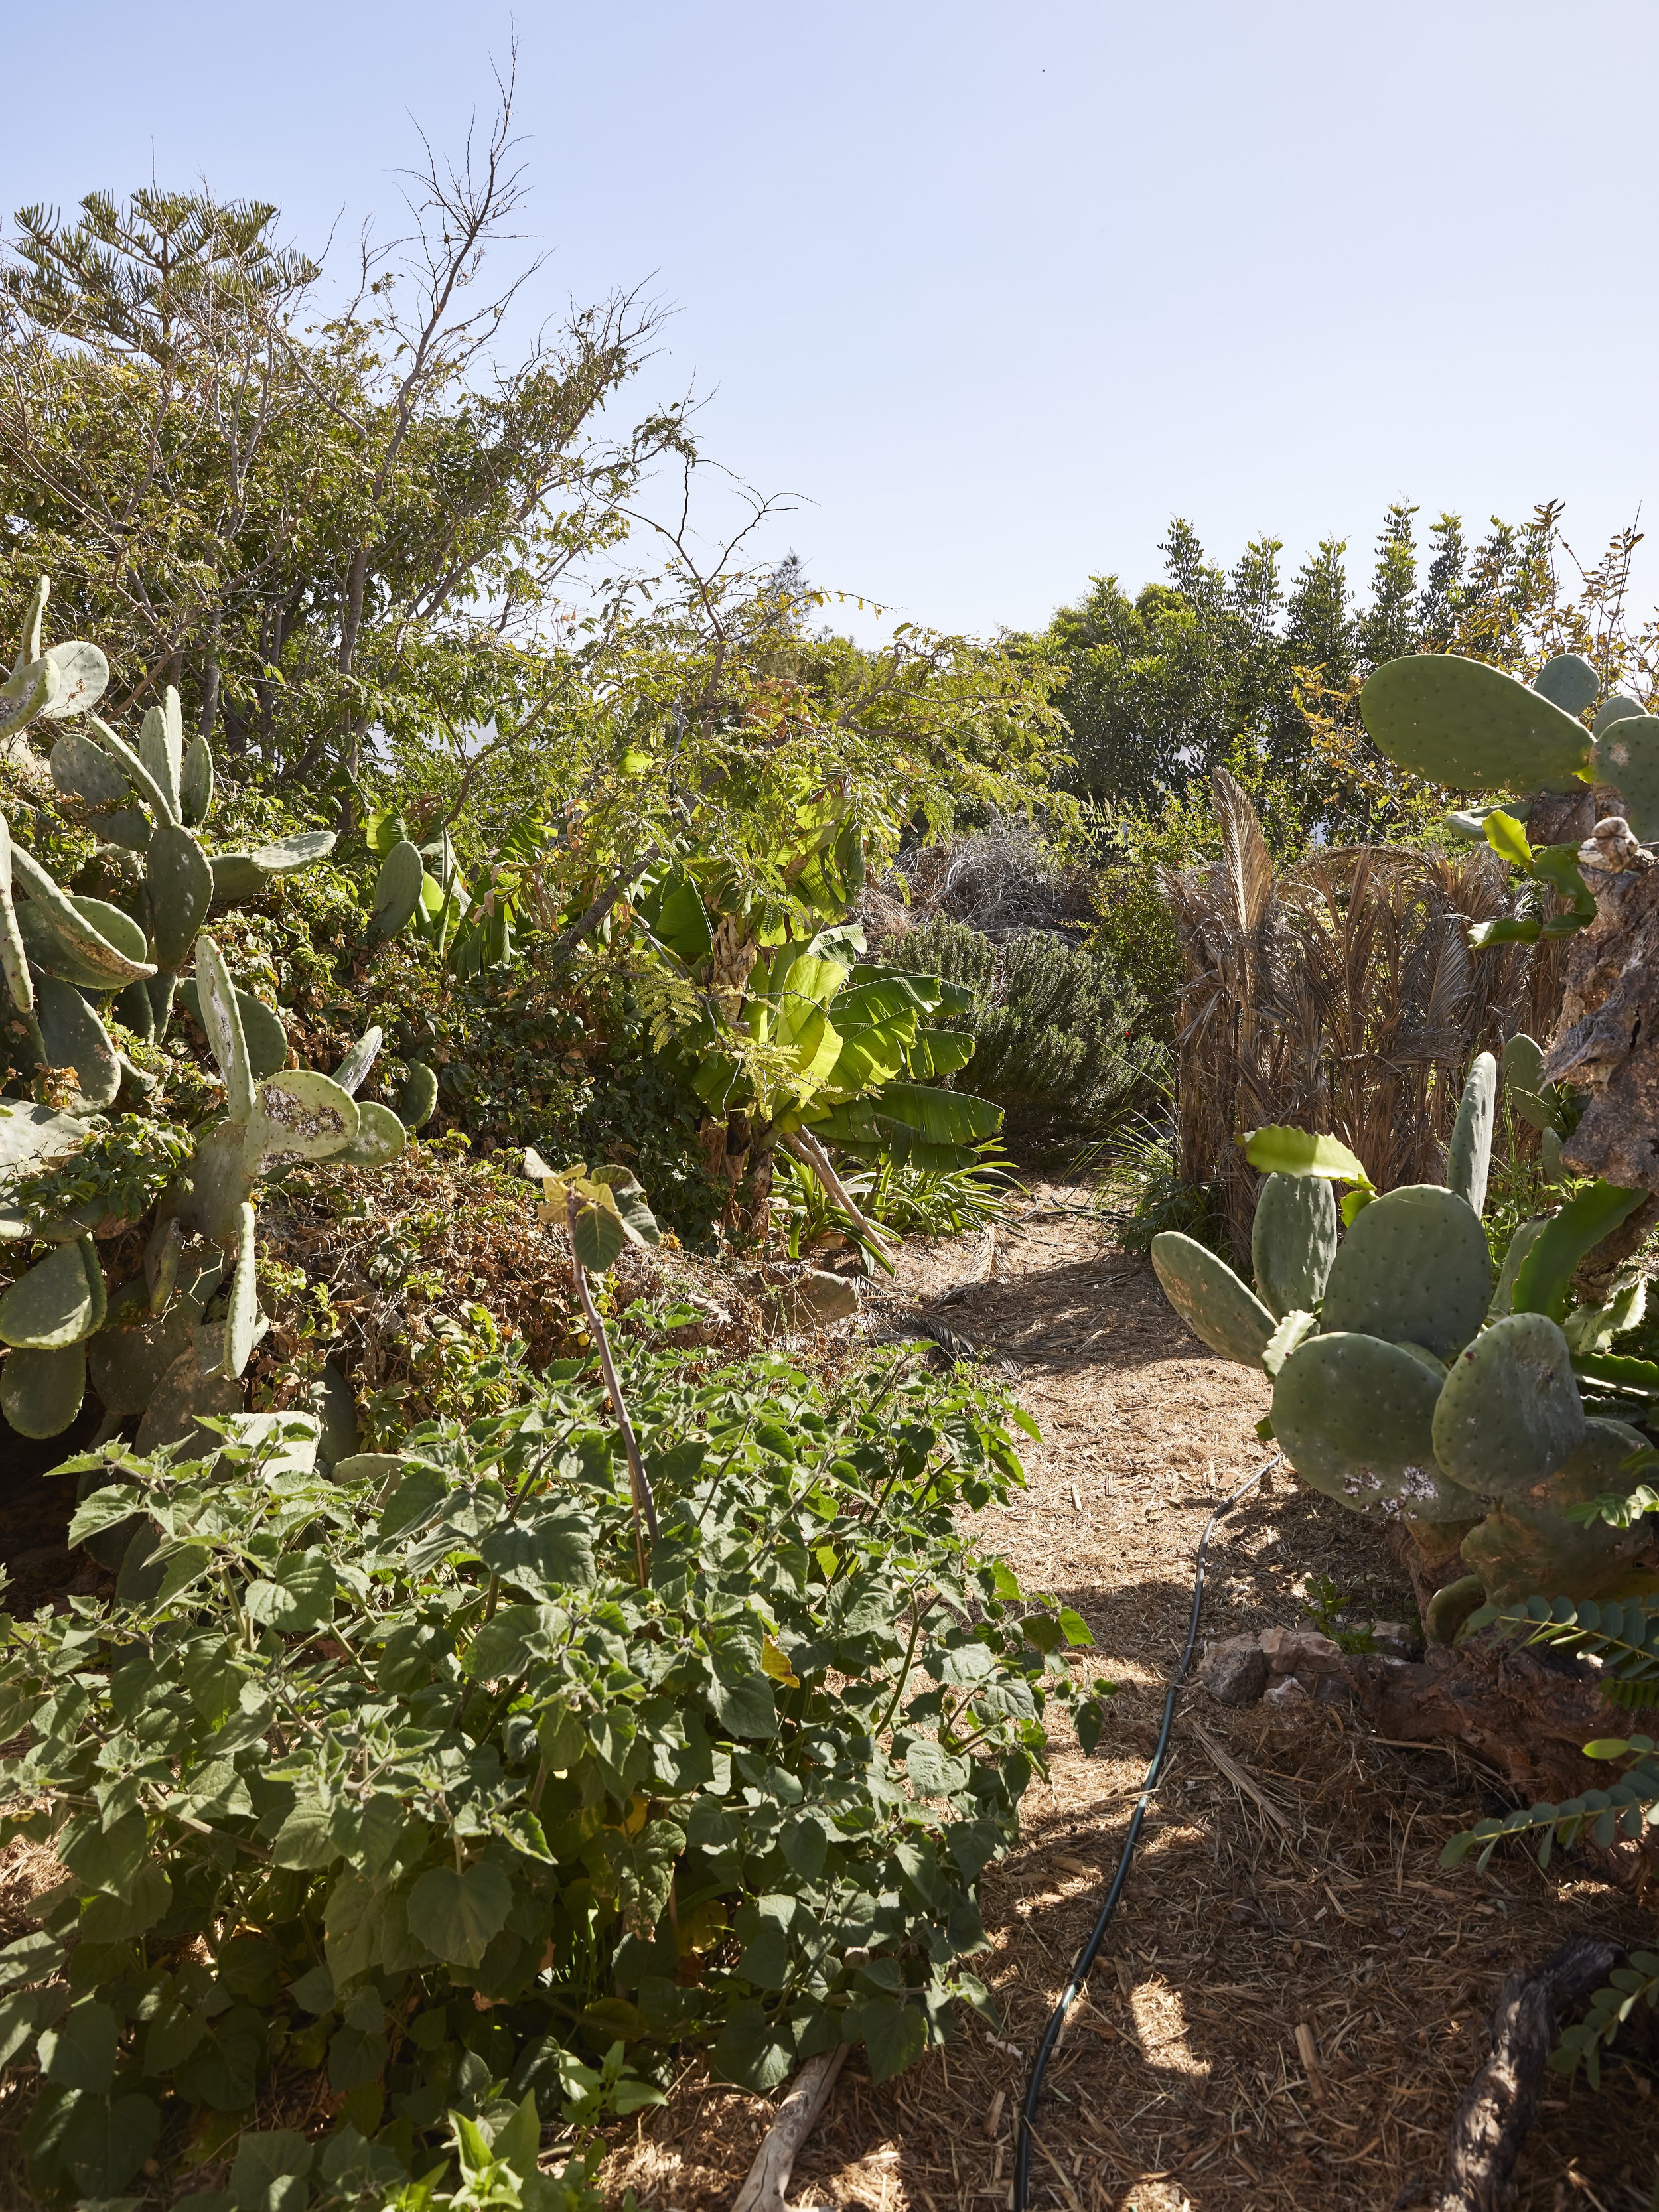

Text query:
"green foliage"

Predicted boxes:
[[0, 1345, 1094, 2197], [1145, 1037, 1659, 1608], [873, 916, 1165, 1157], [1, 1109, 192, 1237], [1552, 1953, 1659, 2089]]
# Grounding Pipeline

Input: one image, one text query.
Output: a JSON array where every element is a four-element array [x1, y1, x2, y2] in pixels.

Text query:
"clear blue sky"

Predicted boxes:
[[9, 1, 1656, 644]]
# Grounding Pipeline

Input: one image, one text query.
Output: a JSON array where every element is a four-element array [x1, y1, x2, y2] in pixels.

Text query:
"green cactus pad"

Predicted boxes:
[[1150, 1232, 1276, 1365], [210, 831, 337, 902], [242, 1070, 359, 1174], [396, 1060, 439, 1129], [134, 1346, 241, 1455], [178, 977, 287, 1079], [0, 817, 31, 1016], [115, 976, 155, 1046], [1446, 1052, 1496, 1218], [88, 1263, 224, 1416], [11, 851, 155, 987], [194, 934, 253, 1121], [37, 639, 109, 721], [1499, 1033, 1544, 1093], [145, 823, 214, 971], [1359, 654, 1591, 790], [138, 690, 184, 819], [0, 1237, 106, 1349], [334, 1101, 407, 1170], [1531, 654, 1599, 717], [1594, 694, 1644, 738], [88, 716, 175, 825], [1431, 1310, 1587, 1495], [1319, 1184, 1492, 1357], [0, 1100, 90, 1184], [175, 1119, 254, 1242], [1, 1342, 87, 1436], [36, 975, 119, 1111], [223, 1202, 259, 1380], [1591, 715, 1659, 843], [1461, 1420, 1646, 1604], [49, 728, 128, 810], [333, 1026, 383, 1097], [1273, 1330, 1473, 1519], [370, 841, 425, 941], [1251, 1172, 1338, 1317], [180, 732, 214, 825]]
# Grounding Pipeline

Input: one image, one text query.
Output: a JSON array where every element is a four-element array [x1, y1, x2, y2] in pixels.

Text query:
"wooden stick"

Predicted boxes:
[[782, 1131, 897, 1259], [1425, 1935, 1621, 2212], [729, 2046, 849, 2212]]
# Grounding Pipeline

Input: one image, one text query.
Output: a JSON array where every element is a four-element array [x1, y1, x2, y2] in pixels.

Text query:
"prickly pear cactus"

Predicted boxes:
[[0, 582, 412, 1448], [1149, 1031, 1659, 1627]]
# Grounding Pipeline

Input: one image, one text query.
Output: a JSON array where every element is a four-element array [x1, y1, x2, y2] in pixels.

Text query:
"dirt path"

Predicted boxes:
[[611, 1196, 1659, 2212]]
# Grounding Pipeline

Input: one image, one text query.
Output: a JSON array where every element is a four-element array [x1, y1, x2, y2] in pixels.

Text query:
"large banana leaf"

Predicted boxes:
[[646, 874, 713, 965], [903, 1027, 975, 1080], [820, 1014, 915, 1100]]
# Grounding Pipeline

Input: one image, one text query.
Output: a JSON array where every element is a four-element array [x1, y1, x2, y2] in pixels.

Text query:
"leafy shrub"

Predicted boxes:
[[0, 1342, 1101, 2202], [880, 916, 1165, 1158]]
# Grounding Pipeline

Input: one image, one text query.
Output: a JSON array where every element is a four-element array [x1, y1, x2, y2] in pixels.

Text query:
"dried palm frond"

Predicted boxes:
[[1164, 777, 1561, 1261]]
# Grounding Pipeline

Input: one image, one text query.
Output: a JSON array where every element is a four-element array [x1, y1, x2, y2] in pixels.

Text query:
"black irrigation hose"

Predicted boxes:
[[1012, 1453, 1281, 2212]]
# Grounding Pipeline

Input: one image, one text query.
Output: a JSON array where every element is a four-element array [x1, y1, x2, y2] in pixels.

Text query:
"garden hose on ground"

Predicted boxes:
[[1011, 1453, 1281, 2212]]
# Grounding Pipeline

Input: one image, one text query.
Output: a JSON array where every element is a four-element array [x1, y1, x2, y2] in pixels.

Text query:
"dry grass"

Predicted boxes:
[[1165, 772, 1566, 1259], [599, 1195, 1659, 2212]]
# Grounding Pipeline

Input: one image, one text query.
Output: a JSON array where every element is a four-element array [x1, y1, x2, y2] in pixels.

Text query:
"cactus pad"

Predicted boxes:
[[1591, 715, 1659, 843], [335, 1100, 407, 1168], [1431, 1310, 1587, 1495], [1359, 654, 1591, 790], [145, 823, 213, 970], [134, 1346, 241, 1454], [50, 728, 128, 811], [1446, 1052, 1496, 1217], [1490, 1217, 1547, 1318], [1, 1342, 87, 1436], [11, 853, 154, 987], [1273, 1330, 1474, 1519], [36, 974, 119, 1111], [210, 832, 336, 901], [1461, 1420, 1648, 1604], [1251, 1172, 1338, 1317], [88, 1263, 224, 1416], [0, 1237, 106, 1349], [1319, 1184, 1492, 1357], [242, 1070, 359, 1173], [396, 1061, 439, 1129], [1151, 1232, 1275, 1365], [1531, 653, 1599, 717], [370, 841, 425, 941], [1594, 693, 1644, 738], [195, 934, 253, 1121], [180, 732, 214, 825], [333, 1026, 383, 1097]]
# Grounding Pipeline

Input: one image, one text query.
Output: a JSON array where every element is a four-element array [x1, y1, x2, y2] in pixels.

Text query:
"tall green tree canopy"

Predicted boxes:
[[1039, 501, 1623, 815]]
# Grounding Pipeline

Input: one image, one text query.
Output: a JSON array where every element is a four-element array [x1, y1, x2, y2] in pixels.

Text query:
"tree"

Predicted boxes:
[[0, 62, 685, 788]]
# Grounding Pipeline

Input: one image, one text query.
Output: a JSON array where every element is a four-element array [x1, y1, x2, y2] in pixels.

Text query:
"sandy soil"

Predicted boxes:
[[605, 1192, 1659, 2212]]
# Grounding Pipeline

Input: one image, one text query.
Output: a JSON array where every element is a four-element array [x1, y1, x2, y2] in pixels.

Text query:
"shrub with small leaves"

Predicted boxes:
[[0, 1340, 1103, 2202]]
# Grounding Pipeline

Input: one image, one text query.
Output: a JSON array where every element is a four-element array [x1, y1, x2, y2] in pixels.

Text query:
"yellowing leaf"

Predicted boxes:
[[762, 1635, 800, 1687]]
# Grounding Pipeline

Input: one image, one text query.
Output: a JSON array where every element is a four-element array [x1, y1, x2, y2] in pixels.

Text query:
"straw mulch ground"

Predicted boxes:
[[599, 1194, 1659, 2212]]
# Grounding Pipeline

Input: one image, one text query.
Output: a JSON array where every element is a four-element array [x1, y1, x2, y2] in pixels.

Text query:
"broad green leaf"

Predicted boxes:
[[38, 1998, 117, 2090], [230, 2127, 315, 2212], [407, 1857, 512, 1967], [244, 1549, 336, 1634]]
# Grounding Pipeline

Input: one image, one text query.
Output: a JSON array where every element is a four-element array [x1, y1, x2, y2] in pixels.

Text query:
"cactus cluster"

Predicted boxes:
[[1151, 1047, 1659, 1620], [1360, 642, 1659, 845], [0, 581, 432, 1445]]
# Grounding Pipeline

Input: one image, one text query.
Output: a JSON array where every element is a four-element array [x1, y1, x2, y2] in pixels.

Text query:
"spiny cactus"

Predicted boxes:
[[0, 581, 411, 1446], [1360, 644, 1659, 850], [1150, 1038, 1659, 1627]]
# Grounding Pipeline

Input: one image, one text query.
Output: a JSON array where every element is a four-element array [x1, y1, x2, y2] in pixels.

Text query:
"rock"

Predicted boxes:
[[1197, 1633, 1268, 1706], [1264, 1676, 1311, 1708], [763, 1267, 859, 1335], [1259, 1625, 1344, 1679], [1366, 1619, 1417, 1662]]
